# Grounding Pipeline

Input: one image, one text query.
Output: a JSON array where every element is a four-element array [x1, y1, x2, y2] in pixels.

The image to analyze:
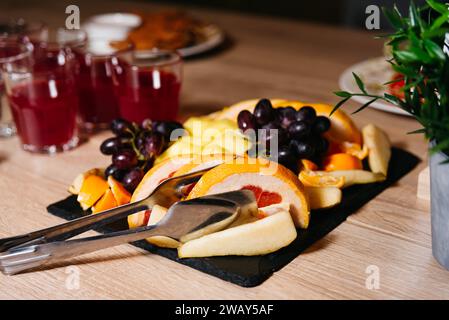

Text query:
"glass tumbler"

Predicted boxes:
[[74, 38, 134, 130], [3, 30, 84, 153], [112, 49, 182, 124], [0, 20, 46, 137]]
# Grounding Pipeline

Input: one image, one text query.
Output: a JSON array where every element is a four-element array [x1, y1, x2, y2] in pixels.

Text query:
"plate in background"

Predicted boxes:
[[339, 57, 411, 117]]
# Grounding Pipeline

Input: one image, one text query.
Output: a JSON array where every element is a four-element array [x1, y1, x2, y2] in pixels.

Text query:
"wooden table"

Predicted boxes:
[[1, 0, 448, 299]]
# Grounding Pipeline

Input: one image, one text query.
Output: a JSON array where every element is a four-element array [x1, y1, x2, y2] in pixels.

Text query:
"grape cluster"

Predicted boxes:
[[237, 99, 331, 173], [100, 118, 183, 192]]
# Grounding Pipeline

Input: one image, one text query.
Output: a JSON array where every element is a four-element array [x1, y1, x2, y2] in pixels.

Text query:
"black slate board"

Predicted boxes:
[[47, 147, 419, 287]]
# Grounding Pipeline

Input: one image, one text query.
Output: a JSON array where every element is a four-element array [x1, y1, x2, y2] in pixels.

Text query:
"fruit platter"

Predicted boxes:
[[48, 98, 419, 286]]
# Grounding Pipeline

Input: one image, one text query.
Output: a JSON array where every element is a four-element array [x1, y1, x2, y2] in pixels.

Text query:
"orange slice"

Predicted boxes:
[[298, 170, 345, 188], [107, 176, 131, 206], [322, 153, 363, 172], [91, 189, 118, 214], [77, 175, 109, 210], [186, 159, 310, 228], [300, 159, 318, 171], [327, 138, 368, 160]]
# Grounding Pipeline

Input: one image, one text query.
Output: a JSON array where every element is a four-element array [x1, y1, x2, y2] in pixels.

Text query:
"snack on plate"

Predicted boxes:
[[69, 98, 392, 258]]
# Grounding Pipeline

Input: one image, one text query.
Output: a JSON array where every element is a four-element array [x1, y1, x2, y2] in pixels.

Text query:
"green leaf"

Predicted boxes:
[[430, 12, 449, 31], [383, 93, 405, 107], [426, 0, 449, 15], [330, 97, 350, 116], [394, 50, 421, 62], [352, 98, 378, 114], [352, 72, 367, 94], [334, 91, 351, 98], [382, 5, 405, 30], [423, 39, 446, 60], [409, 1, 424, 30], [430, 138, 449, 155], [407, 128, 426, 134]]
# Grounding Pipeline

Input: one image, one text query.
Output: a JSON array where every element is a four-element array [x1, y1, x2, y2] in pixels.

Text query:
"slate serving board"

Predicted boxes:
[[47, 147, 419, 287]]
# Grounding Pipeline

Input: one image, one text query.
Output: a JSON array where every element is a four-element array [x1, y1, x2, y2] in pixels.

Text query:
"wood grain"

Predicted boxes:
[[1, 0, 448, 299]]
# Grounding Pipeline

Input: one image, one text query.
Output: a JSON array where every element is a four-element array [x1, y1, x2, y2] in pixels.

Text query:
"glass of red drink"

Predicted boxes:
[[3, 29, 85, 153], [112, 49, 182, 123], [0, 20, 47, 137], [75, 38, 134, 130]]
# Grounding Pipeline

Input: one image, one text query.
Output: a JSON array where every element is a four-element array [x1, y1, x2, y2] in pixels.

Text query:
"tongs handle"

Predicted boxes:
[[0, 224, 163, 275], [0, 200, 149, 252]]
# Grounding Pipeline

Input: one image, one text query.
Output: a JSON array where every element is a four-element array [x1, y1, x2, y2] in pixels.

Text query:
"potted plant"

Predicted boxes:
[[333, 0, 449, 269]]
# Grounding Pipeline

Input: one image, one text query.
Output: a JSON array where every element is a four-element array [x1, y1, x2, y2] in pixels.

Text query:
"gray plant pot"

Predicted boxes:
[[430, 142, 449, 270]]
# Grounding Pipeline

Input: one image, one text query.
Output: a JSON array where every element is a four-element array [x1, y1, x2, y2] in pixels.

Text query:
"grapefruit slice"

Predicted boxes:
[[128, 155, 195, 229], [186, 159, 310, 228]]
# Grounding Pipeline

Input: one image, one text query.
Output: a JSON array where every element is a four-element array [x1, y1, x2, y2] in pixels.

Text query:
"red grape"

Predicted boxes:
[[123, 168, 144, 192], [253, 99, 274, 125], [237, 110, 257, 133], [112, 150, 138, 170]]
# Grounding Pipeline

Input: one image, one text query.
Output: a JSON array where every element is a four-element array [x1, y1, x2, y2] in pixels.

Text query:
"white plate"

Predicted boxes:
[[338, 57, 411, 117], [177, 23, 225, 57]]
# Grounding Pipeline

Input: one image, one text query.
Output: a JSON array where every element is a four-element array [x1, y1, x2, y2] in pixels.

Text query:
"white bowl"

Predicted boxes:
[[89, 13, 142, 28]]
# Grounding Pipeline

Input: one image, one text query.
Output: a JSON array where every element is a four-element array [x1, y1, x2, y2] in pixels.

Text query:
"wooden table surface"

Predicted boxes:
[[1, 0, 448, 299]]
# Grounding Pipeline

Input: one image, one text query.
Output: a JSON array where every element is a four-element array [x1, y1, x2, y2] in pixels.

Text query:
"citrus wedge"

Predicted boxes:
[[187, 159, 310, 228], [69, 168, 105, 195], [77, 175, 109, 211], [107, 176, 131, 206], [91, 189, 118, 214], [320, 170, 386, 188], [322, 153, 363, 172], [298, 170, 345, 188]]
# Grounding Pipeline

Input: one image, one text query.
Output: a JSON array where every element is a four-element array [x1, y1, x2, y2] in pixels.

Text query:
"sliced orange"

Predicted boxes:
[[92, 189, 118, 214], [107, 176, 131, 206], [77, 175, 109, 210], [298, 170, 345, 188], [326, 137, 368, 160], [186, 159, 310, 228], [300, 159, 318, 171], [322, 153, 363, 172]]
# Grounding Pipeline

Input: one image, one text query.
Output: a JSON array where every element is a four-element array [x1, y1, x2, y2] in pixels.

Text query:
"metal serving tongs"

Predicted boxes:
[[0, 166, 258, 275]]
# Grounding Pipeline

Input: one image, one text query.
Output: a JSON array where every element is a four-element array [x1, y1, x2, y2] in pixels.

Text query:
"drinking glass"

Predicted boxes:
[[112, 49, 182, 124], [3, 29, 84, 153], [75, 38, 134, 130], [0, 20, 46, 137]]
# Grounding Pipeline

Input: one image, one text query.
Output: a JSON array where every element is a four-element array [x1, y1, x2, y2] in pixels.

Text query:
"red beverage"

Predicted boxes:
[[75, 40, 133, 128], [3, 33, 81, 153], [77, 55, 120, 125], [113, 50, 182, 124], [8, 78, 78, 148], [116, 69, 181, 123]]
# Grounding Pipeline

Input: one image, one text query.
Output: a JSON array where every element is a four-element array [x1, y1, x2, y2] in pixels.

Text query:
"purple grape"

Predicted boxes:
[[313, 116, 331, 134], [141, 132, 165, 158], [253, 99, 274, 126], [152, 121, 183, 139], [237, 110, 257, 133], [261, 123, 288, 147], [314, 137, 329, 155], [111, 118, 134, 137], [122, 168, 144, 192], [288, 121, 311, 139], [296, 106, 316, 123], [277, 106, 297, 128], [290, 140, 315, 158], [105, 165, 126, 181], [112, 150, 138, 170], [100, 137, 131, 155]]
